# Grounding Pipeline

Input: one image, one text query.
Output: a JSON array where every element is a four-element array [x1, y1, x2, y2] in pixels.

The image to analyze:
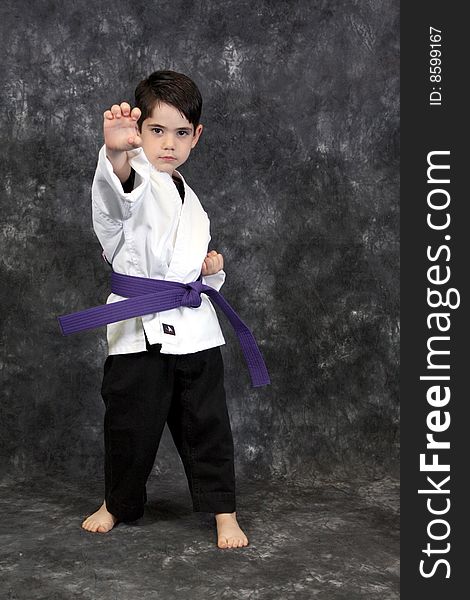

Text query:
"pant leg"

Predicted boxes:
[[166, 345, 237, 513], [100, 343, 175, 522]]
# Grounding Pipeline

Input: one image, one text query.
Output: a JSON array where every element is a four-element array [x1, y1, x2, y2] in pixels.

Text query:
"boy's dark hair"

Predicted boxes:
[[135, 70, 203, 133]]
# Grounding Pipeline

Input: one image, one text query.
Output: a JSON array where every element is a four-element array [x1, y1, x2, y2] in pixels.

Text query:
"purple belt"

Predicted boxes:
[[57, 270, 270, 388]]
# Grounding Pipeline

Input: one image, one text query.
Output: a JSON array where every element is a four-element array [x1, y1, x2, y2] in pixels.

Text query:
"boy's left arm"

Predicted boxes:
[[201, 250, 226, 291]]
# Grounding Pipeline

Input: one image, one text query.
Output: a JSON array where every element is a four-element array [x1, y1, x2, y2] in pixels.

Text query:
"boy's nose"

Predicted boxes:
[[162, 135, 175, 149]]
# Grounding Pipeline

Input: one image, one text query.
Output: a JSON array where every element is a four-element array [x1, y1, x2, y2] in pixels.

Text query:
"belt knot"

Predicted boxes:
[[181, 280, 204, 308]]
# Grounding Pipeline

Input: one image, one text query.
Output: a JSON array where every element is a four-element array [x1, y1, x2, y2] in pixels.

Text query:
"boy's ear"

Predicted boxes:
[[192, 124, 203, 148]]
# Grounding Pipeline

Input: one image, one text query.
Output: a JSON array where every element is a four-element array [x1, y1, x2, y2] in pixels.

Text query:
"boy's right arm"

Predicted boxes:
[[92, 101, 149, 219], [92, 102, 149, 260]]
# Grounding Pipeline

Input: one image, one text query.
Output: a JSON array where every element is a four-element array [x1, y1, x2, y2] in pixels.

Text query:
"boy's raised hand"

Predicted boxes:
[[201, 250, 224, 276], [104, 102, 142, 152]]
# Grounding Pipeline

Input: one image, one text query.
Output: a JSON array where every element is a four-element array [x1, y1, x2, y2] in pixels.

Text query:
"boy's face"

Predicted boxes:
[[139, 101, 203, 176]]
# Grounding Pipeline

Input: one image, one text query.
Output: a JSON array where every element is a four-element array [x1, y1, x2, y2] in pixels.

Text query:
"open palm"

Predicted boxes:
[[103, 102, 143, 152]]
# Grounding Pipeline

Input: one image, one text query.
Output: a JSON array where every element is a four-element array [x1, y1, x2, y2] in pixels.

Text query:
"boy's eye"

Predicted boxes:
[[150, 128, 189, 136]]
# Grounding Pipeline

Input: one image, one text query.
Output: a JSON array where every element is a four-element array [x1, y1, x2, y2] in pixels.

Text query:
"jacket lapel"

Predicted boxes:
[[165, 170, 210, 283]]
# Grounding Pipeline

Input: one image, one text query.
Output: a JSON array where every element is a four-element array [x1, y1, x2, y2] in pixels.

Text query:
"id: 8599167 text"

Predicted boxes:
[[429, 26, 442, 107]]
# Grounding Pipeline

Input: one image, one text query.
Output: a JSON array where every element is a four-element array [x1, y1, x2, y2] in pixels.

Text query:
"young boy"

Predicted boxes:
[[80, 70, 248, 548]]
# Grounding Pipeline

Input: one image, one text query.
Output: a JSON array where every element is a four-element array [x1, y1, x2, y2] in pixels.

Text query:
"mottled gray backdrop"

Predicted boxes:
[[1, 0, 399, 484]]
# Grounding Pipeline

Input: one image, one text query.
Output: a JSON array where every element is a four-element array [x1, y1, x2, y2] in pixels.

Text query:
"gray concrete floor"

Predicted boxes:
[[0, 473, 399, 599]]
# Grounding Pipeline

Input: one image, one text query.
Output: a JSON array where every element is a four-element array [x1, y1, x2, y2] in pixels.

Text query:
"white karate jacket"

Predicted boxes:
[[91, 144, 226, 355]]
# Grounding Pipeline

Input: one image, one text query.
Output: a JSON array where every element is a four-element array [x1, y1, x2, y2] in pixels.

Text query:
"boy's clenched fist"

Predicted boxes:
[[201, 250, 224, 276]]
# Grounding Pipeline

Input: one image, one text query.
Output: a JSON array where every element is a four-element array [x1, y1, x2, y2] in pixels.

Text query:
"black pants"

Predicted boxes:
[[100, 334, 236, 522]]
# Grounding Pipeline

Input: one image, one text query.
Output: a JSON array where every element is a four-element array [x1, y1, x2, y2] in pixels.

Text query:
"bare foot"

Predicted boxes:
[[215, 511, 249, 548], [81, 500, 119, 533]]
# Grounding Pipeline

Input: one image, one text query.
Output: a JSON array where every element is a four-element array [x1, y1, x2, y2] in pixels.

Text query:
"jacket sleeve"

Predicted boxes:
[[92, 145, 150, 263], [202, 269, 226, 291], [92, 144, 150, 222]]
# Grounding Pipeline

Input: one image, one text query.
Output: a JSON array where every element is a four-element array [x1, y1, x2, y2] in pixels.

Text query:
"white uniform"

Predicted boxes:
[[91, 145, 226, 356]]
